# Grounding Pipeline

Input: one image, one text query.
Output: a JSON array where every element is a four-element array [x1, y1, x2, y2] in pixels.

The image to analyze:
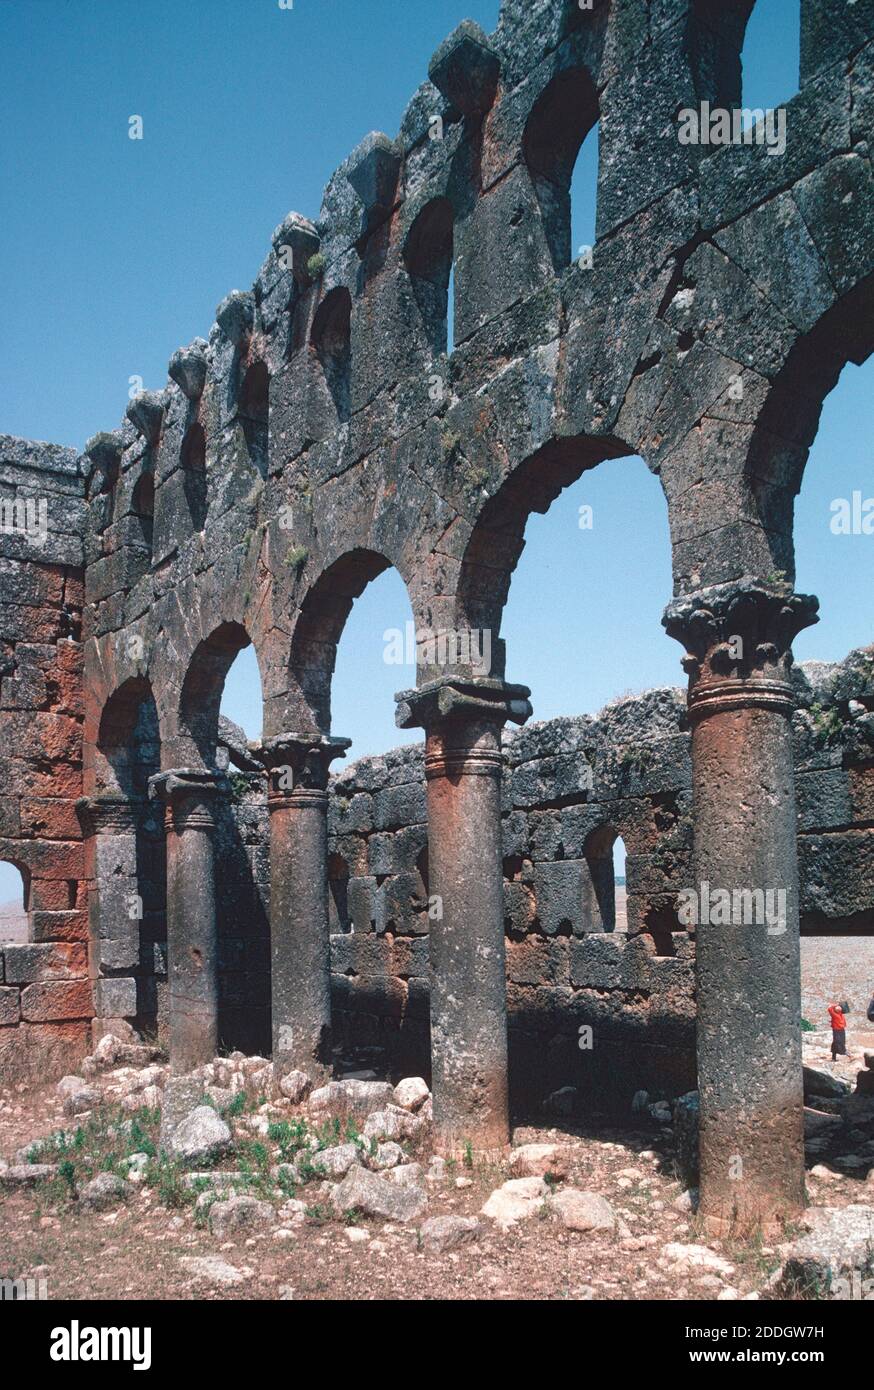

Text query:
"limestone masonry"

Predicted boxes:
[[1, 0, 873, 1232]]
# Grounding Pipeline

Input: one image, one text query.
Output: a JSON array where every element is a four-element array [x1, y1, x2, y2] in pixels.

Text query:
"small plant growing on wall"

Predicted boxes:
[[286, 545, 308, 574]]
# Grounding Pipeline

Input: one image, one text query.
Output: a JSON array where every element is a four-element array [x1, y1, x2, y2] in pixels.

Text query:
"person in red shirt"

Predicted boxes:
[[828, 1002, 849, 1061]]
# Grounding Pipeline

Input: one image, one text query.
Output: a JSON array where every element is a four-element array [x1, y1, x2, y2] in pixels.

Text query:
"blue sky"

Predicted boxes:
[[2, 0, 872, 901]]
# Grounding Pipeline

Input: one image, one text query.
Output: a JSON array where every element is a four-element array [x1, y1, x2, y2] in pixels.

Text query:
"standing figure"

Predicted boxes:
[[828, 1001, 850, 1062]]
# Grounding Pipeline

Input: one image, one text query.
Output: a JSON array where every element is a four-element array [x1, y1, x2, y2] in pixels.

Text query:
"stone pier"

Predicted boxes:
[[149, 769, 223, 1072]]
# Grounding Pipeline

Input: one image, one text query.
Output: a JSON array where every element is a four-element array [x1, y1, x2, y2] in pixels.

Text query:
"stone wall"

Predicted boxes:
[[324, 649, 874, 1113], [0, 436, 90, 1075], [794, 651, 874, 933], [2, 0, 873, 1151]]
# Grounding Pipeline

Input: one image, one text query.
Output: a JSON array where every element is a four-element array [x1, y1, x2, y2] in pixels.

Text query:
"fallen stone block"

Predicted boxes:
[[331, 1164, 427, 1223]]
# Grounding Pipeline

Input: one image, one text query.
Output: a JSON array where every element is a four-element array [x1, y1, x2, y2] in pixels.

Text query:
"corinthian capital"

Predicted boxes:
[[256, 733, 350, 796], [663, 580, 819, 720]]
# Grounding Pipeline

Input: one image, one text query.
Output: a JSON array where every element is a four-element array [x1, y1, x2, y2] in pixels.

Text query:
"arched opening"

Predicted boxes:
[[290, 549, 417, 746], [789, 354, 874, 1045], [96, 678, 164, 1030], [327, 852, 351, 934], [793, 357, 874, 666], [459, 439, 684, 1110], [403, 197, 455, 358], [181, 421, 208, 530], [97, 677, 160, 799], [217, 643, 263, 746], [0, 861, 30, 944], [582, 826, 620, 933], [740, 0, 800, 112], [238, 360, 270, 478], [180, 622, 256, 767], [294, 551, 423, 1077], [311, 287, 352, 423], [742, 268, 874, 1082], [131, 470, 154, 549], [523, 66, 599, 274], [613, 835, 627, 933], [570, 120, 600, 267]]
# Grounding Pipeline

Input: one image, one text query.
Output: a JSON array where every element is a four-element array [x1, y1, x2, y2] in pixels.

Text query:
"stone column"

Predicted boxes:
[[148, 769, 222, 1072], [259, 734, 350, 1088], [77, 794, 144, 1027], [396, 677, 532, 1153], [664, 581, 819, 1232]]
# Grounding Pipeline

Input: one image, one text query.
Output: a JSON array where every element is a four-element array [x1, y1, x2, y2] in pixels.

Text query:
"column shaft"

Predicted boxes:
[[692, 699, 804, 1229], [396, 676, 532, 1154], [426, 723, 509, 1151], [665, 582, 819, 1232], [260, 734, 350, 1087], [269, 789, 331, 1081]]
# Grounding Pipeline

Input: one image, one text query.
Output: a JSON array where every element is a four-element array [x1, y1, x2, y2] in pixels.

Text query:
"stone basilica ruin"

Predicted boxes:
[[1, 0, 873, 1237]]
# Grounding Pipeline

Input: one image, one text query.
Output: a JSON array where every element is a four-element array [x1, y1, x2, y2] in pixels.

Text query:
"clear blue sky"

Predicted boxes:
[[2, 0, 872, 903]]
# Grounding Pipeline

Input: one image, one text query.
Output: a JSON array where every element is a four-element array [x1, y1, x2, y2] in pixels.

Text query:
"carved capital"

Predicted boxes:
[[257, 733, 350, 805], [76, 794, 145, 836], [663, 581, 819, 722], [397, 677, 531, 780], [148, 768, 223, 831], [395, 676, 532, 733]]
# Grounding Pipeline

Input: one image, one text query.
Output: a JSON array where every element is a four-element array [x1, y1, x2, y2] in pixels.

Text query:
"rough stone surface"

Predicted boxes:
[[549, 1188, 618, 1233], [779, 1205, 874, 1296], [481, 1176, 549, 1230], [0, 1164, 58, 1187], [331, 1164, 427, 1223], [208, 1195, 276, 1239], [310, 1143, 360, 1179], [168, 1107, 232, 1165], [79, 1172, 131, 1211], [392, 1077, 430, 1111], [420, 1214, 481, 1253]]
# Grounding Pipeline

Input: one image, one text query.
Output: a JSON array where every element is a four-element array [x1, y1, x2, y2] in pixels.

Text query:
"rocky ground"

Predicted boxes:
[[1, 1034, 873, 1303]]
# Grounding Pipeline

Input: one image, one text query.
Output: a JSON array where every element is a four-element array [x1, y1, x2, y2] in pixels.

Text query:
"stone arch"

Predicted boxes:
[[238, 359, 270, 478], [179, 621, 261, 767], [93, 675, 166, 1029], [455, 434, 632, 660], [745, 271, 874, 585], [327, 850, 351, 934], [739, 0, 796, 107], [96, 675, 161, 798], [289, 548, 417, 735], [311, 286, 352, 423], [522, 64, 599, 273], [180, 420, 208, 530], [403, 196, 455, 357], [130, 470, 154, 551]]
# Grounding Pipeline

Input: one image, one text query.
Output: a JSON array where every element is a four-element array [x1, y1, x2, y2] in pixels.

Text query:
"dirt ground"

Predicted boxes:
[[801, 937, 874, 1027], [1, 1071, 872, 1304]]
